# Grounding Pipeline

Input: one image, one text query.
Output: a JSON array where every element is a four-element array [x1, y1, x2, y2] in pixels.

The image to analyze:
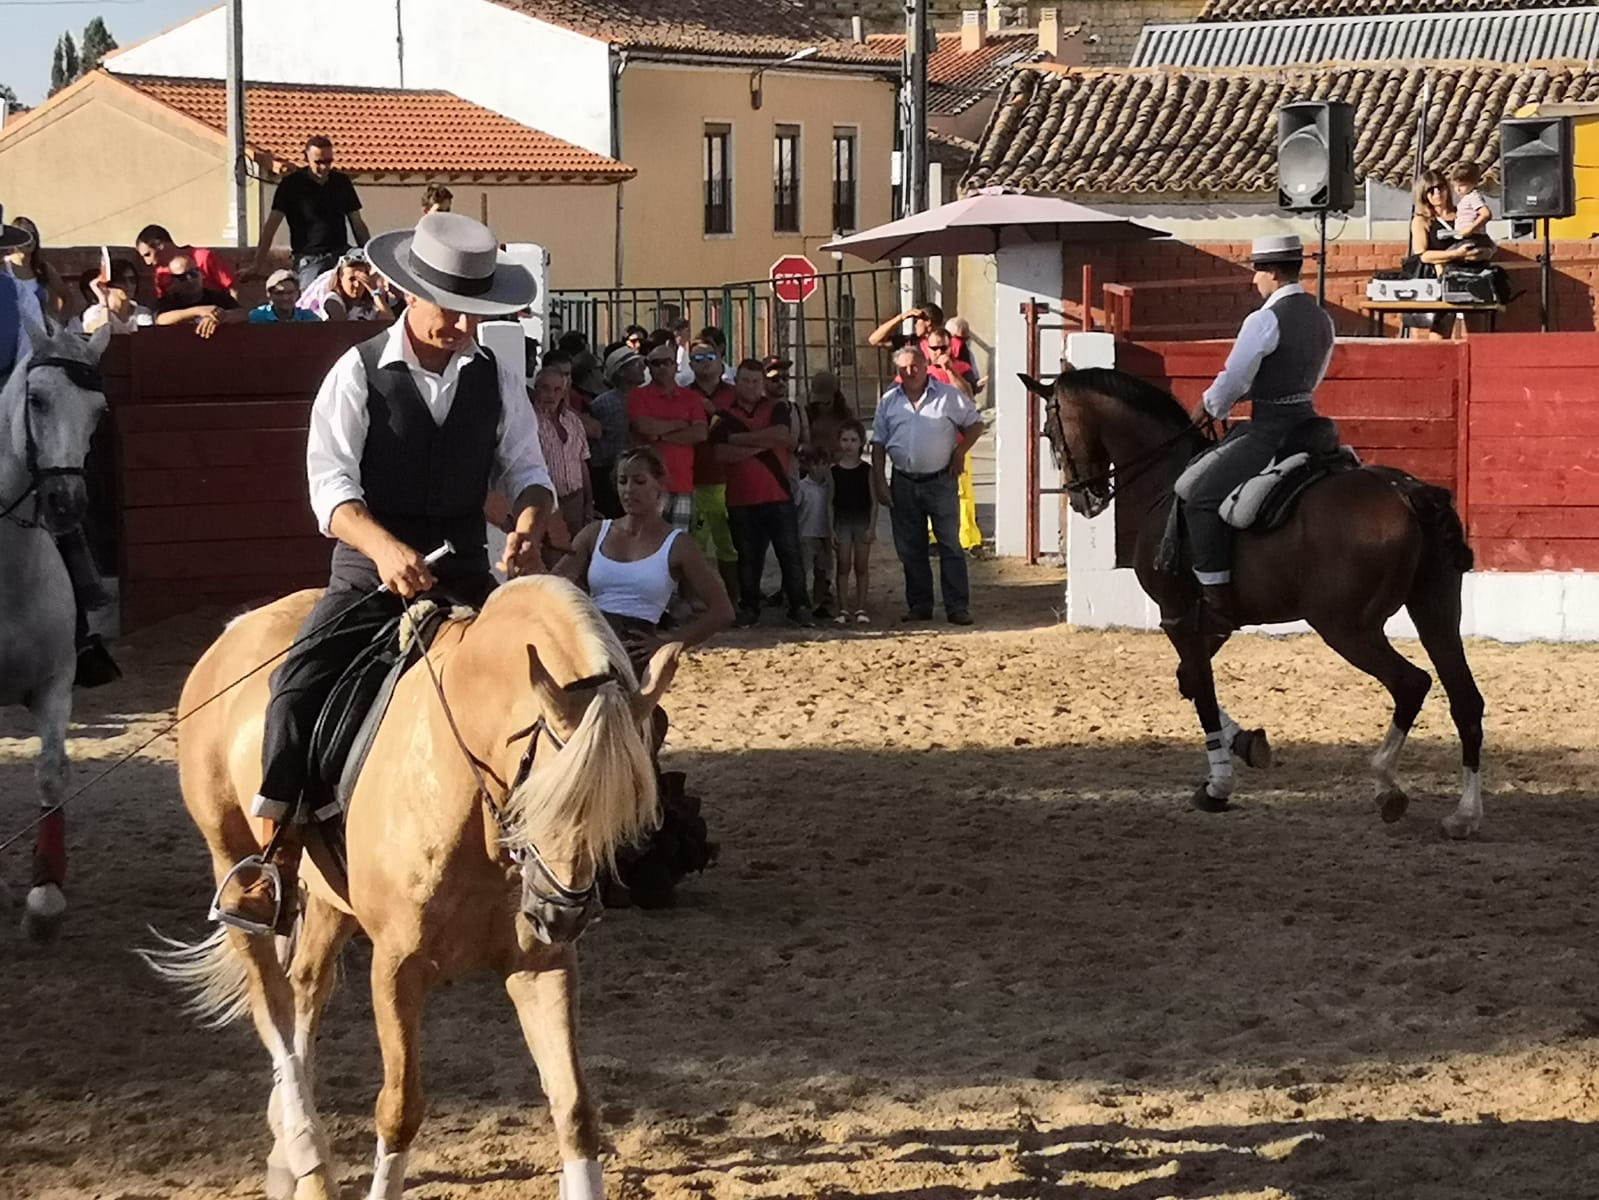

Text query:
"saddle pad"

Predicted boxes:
[[305, 603, 457, 825], [1221, 448, 1361, 531]]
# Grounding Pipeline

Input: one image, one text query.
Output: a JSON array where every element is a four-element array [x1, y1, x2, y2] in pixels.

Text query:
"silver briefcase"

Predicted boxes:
[[1366, 276, 1442, 303]]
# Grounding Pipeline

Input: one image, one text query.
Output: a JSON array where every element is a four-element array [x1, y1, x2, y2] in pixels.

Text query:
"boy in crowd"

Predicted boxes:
[[248, 270, 321, 323]]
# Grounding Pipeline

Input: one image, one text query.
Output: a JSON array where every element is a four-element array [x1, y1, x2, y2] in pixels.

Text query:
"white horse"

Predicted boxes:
[[0, 319, 111, 939]]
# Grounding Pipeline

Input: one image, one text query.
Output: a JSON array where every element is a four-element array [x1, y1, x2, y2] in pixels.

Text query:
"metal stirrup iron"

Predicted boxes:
[[207, 854, 283, 937]]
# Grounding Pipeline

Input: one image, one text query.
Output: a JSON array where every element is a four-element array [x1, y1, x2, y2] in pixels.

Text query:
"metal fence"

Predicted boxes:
[[551, 264, 924, 416]]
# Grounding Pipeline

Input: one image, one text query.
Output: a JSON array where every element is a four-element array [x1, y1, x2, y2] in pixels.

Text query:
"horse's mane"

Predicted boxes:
[[1066, 367, 1194, 431], [483, 575, 656, 869]]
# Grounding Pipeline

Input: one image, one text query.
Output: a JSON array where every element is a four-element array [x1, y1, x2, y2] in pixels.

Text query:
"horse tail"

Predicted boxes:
[[504, 681, 658, 871], [1369, 465, 1474, 579], [137, 924, 280, 1028]]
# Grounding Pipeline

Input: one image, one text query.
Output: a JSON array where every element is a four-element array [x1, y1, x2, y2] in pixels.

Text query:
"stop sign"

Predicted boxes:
[[771, 254, 819, 304]]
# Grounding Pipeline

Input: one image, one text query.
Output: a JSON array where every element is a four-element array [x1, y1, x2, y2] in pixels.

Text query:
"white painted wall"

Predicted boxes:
[[992, 241, 1065, 559], [108, 0, 614, 156]]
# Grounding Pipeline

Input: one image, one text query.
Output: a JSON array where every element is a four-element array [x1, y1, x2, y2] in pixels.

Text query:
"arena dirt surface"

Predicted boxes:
[[3, 558, 1598, 1200]]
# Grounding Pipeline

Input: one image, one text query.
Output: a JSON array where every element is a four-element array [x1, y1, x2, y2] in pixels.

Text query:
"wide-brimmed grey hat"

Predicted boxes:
[[1248, 234, 1305, 266], [0, 203, 32, 252], [365, 212, 537, 316]]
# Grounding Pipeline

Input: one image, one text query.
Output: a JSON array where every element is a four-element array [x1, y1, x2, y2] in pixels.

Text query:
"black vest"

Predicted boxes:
[[1251, 290, 1335, 405], [355, 330, 499, 568]]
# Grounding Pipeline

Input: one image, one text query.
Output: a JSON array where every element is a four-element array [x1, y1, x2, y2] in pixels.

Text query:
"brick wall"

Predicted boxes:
[[1062, 239, 1599, 340]]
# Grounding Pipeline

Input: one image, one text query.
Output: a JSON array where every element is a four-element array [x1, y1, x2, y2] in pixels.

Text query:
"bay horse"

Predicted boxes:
[[1021, 368, 1486, 837], [145, 575, 679, 1200], [0, 319, 111, 939]]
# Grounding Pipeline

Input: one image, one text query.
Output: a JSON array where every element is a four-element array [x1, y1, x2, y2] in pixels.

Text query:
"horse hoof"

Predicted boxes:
[[1233, 727, 1272, 769], [1190, 783, 1232, 813], [1376, 787, 1410, 824], [21, 884, 65, 942], [1440, 813, 1480, 840]]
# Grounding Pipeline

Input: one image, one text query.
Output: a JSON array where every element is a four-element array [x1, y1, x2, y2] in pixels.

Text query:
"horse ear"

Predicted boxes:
[[631, 641, 684, 722], [86, 323, 114, 360], [1018, 373, 1054, 400], [23, 314, 50, 359], [524, 644, 560, 709]]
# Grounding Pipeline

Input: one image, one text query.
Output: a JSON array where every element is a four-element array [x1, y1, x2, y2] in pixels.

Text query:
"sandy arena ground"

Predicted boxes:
[[3, 558, 1598, 1200]]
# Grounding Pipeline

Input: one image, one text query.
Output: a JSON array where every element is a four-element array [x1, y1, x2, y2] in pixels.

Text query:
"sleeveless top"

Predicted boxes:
[[354, 330, 501, 565], [588, 520, 681, 624], [831, 461, 872, 520], [1251, 291, 1335, 406]]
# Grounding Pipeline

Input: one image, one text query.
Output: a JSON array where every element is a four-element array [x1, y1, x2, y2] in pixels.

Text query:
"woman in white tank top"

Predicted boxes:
[[558, 447, 732, 671]]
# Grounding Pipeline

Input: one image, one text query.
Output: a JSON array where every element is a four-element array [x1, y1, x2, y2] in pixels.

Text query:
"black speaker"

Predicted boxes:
[[1500, 116, 1575, 220], [1277, 100, 1355, 212]]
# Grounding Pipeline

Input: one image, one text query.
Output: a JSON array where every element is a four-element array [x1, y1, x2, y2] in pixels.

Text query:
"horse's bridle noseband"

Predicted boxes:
[[1, 355, 105, 528]]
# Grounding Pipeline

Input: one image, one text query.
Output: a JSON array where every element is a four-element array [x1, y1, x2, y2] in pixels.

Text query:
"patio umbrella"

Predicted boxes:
[[820, 187, 1169, 262]]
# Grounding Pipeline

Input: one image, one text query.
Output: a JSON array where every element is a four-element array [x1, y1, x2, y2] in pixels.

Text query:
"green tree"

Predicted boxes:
[[60, 33, 80, 85], [0, 83, 28, 117], [49, 41, 67, 97], [80, 18, 118, 74]]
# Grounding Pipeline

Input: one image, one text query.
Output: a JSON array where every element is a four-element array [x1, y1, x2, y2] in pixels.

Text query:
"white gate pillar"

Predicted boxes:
[[993, 243, 1064, 558]]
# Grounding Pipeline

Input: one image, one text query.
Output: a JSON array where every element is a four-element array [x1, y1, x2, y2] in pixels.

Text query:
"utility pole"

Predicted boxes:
[[225, 0, 248, 246], [903, 0, 929, 215]]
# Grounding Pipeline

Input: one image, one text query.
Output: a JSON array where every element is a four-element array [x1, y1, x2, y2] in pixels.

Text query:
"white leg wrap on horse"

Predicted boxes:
[[369, 1138, 407, 1200], [1371, 722, 1408, 787], [1217, 708, 1242, 753], [1459, 767, 1483, 820], [558, 1158, 605, 1200], [1206, 738, 1234, 798], [271, 1053, 324, 1178]]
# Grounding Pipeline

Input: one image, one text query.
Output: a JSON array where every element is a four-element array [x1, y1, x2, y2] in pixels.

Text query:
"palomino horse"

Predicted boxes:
[[147, 575, 679, 1200], [0, 320, 111, 939], [1022, 368, 1486, 836]]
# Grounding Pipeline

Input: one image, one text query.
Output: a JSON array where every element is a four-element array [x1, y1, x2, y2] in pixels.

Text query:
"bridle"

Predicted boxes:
[[1039, 379, 1212, 513], [1, 355, 104, 528], [417, 645, 617, 942]]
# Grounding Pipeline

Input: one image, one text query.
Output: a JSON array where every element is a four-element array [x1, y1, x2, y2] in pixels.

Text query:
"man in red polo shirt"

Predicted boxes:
[[136, 223, 238, 300], [687, 337, 741, 602], [628, 341, 706, 530], [715, 358, 811, 627]]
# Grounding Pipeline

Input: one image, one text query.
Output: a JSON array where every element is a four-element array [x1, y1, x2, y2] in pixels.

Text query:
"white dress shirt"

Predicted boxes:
[[306, 319, 553, 535], [872, 377, 981, 475], [1201, 284, 1332, 419]]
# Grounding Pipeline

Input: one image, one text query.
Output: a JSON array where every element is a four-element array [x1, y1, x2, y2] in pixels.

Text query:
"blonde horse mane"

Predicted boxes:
[[479, 576, 658, 870]]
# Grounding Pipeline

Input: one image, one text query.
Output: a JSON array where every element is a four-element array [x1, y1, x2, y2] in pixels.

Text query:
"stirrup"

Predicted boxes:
[[207, 854, 281, 937]]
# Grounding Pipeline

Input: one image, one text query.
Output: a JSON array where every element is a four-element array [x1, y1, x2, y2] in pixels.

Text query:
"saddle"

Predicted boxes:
[[1156, 417, 1359, 575], [304, 600, 460, 835]]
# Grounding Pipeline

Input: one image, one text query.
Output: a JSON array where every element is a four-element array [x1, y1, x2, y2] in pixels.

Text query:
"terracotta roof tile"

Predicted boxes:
[[1199, 0, 1597, 20], [864, 31, 1065, 114], [491, 0, 895, 64], [964, 62, 1588, 199], [118, 74, 634, 180]]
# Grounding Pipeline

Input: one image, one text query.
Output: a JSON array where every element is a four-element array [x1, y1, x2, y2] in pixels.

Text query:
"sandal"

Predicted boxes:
[[855, 610, 870, 625]]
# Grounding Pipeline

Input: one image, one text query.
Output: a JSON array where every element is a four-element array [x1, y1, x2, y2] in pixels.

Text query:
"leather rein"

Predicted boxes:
[[1041, 387, 1213, 507], [1, 356, 104, 528]]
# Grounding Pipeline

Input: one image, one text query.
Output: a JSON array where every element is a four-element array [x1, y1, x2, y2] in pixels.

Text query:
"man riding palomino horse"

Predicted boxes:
[[214, 211, 554, 935], [1177, 234, 1336, 634]]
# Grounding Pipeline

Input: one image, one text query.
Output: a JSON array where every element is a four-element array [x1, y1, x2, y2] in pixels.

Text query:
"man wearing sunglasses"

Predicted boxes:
[[250, 134, 370, 290], [153, 254, 242, 338], [627, 344, 706, 531]]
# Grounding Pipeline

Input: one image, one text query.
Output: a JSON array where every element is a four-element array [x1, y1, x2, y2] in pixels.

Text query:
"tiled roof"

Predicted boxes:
[[1140, 6, 1599, 65], [930, 128, 979, 168], [117, 74, 634, 180], [490, 0, 895, 65], [964, 63, 1599, 200], [1199, 0, 1597, 19], [864, 31, 1060, 115]]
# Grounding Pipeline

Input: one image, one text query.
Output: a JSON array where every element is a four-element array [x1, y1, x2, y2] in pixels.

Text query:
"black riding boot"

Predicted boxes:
[[73, 608, 121, 688], [1199, 582, 1241, 635]]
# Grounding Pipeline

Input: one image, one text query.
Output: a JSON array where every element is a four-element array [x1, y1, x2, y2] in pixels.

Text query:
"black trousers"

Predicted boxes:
[[254, 543, 495, 822], [727, 501, 808, 617]]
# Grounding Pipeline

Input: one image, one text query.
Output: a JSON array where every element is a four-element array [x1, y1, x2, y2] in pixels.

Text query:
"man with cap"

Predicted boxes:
[[214, 211, 555, 935], [590, 344, 644, 519], [1177, 233, 1336, 633], [246, 269, 321, 323]]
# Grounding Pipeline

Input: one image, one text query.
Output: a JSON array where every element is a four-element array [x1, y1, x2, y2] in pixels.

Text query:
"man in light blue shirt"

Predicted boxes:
[[871, 343, 985, 625]]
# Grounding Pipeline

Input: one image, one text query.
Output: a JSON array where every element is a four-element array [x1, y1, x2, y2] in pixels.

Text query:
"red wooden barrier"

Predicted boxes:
[[1464, 333, 1599, 570], [105, 324, 377, 628]]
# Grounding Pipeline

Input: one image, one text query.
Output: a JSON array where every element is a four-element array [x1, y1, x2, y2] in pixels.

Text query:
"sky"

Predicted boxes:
[[3, 0, 211, 108]]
